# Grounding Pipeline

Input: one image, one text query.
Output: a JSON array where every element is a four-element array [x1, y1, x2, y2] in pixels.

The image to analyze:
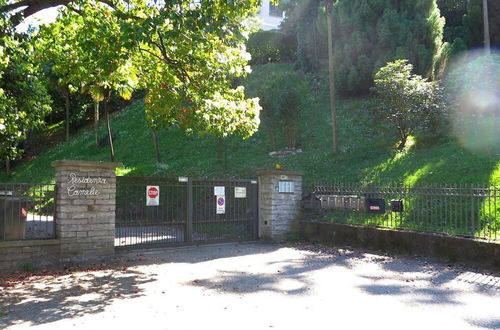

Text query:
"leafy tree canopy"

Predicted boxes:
[[0, 0, 269, 164], [0, 6, 51, 161]]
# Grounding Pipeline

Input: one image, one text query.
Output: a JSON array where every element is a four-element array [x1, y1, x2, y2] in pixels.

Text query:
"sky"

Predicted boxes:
[[15, 2, 276, 32], [16, 6, 61, 32]]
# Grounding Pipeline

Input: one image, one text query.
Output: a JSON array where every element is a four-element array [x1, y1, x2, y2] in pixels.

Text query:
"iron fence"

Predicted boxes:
[[304, 182, 499, 242], [0, 183, 56, 241]]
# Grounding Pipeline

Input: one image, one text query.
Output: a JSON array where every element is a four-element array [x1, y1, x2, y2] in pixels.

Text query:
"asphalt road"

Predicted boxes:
[[1, 243, 499, 330]]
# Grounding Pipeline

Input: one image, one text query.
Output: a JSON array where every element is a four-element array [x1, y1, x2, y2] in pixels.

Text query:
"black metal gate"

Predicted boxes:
[[0, 183, 56, 241], [115, 177, 258, 249]]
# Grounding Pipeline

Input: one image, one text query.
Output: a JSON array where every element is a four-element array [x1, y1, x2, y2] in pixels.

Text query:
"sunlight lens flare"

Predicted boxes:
[[445, 49, 500, 154]]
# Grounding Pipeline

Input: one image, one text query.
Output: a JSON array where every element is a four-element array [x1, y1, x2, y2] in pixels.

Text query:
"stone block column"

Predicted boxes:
[[257, 170, 303, 241], [52, 160, 122, 262]]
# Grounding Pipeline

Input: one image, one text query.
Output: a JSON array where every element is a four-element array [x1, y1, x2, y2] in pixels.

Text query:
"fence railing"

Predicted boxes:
[[0, 183, 56, 241], [304, 182, 499, 242]]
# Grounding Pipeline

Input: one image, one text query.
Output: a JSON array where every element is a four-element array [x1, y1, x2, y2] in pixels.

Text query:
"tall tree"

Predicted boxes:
[[0, 16, 52, 174], [286, 0, 446, 96], [127, 0, 262, 143], [3, 0, 265, 166], [39, 4, 138, 161], [483, 0, 490, 53], [325, 0, 338, 152]]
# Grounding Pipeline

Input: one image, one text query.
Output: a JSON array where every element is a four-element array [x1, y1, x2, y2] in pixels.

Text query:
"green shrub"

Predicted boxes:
[[243, 64, 307, 150], [247, 30, 296, 65], [372, 60, 445, 150]]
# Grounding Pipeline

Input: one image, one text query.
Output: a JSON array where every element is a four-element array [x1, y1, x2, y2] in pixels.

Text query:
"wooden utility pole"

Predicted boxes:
[[483, 0, 491, 54], [63, 87, 70, 142], [326, 0, 338, 153], [94, 101, 99, 146]]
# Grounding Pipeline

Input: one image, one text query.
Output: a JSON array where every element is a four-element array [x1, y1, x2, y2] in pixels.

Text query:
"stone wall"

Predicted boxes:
[[301, 221, 500, 270], [0, 160, 122, 273], [53, 160, 121, 263], [0, 239, 60, 271], [258, 170, 303, 240]]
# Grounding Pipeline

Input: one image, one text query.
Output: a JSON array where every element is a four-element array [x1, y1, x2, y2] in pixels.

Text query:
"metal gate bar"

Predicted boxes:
[[115, 177, 258, 249]]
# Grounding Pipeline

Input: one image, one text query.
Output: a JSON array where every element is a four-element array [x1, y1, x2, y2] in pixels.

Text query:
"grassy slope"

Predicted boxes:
[[1, 63, 499, 187]]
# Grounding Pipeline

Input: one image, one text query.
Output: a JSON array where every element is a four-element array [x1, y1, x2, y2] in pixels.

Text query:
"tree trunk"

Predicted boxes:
[[151, 128, 162, 164], [285, 121, 297, 149], [216, 137, 223, 163], [313, 14, 319, 70], [397, 126, 408, 151], [326, 0, 338, 153], [223, 138, 228, 171], [104, 100, 115, 162], [269, 128, 277, 152], [64, 90, 70, 142], [398, 135, 408, 151], [94, 101, 100, 147], [483, 0, 490, 54], [5, 157, 10, 176]]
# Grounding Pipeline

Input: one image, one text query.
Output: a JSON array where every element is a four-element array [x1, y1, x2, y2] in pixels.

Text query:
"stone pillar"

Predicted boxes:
[[52, 160, 122, 262], [257, 170, 303, 241]]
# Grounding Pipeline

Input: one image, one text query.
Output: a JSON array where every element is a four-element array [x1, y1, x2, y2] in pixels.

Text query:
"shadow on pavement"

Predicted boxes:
[[1, 242, 498, 328], [0, 268, 155, 328], [466, 318, 500, 329]]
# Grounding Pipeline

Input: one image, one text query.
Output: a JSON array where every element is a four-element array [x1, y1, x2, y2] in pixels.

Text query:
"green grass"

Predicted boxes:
[[1, 63, 499, 192], [1, 62, 498, 240]]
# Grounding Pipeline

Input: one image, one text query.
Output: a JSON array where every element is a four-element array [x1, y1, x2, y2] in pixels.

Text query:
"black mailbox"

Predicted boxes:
[[391, 199, 404, 212], [366, 198, 385, 214]]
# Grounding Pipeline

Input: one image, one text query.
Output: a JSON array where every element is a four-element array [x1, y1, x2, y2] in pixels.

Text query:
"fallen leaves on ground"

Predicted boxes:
[[0, 262, 130, 289]]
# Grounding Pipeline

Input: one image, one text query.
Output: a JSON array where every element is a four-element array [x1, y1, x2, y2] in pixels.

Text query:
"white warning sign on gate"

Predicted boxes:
[[234, 187, 246, 198], [214, 186, 225, 196], [146, 186, 160, 206], [216, 195, 225, 214]]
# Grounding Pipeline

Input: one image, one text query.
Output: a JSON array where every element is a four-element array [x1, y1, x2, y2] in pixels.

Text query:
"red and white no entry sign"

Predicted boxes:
[[216, 195, 225, 214], [21, 207, 28, 217], [146, 186, 160, 206]]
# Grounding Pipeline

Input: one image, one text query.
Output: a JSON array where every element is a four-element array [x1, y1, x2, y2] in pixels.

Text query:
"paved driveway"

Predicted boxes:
[[1, 243, 499, 330]]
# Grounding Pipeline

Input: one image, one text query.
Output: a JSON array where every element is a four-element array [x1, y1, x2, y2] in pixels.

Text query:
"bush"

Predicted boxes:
[[372, 60, 445, 150], [243, 64, 307, 150], [247, 30, 296, 65]]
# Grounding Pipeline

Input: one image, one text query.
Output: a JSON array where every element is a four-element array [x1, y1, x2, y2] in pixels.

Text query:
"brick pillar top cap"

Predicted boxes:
[[51, 159, 123, 170], [256, 169, 304, 176]]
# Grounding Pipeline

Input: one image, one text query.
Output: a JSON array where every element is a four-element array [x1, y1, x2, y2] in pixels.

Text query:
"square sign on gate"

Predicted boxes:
[[235, 187, 246, 198], [214, 186, 225, 196], [216, 195, 225, 214], [146, 186, 160, 206]]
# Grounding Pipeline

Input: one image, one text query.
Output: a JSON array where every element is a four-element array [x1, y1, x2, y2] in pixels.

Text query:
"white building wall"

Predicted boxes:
[[258, 0, 284, 31]]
